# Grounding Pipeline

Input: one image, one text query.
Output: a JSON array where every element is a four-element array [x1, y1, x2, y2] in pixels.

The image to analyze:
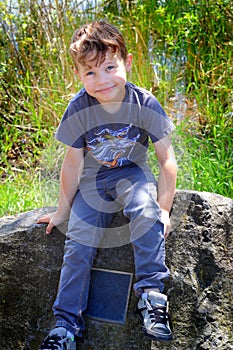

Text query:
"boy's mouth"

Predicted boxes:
[[96, 85, 115, 94]]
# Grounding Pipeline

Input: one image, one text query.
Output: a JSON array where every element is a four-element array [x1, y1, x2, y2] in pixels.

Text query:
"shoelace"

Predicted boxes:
[[145, 299, 168, 325]]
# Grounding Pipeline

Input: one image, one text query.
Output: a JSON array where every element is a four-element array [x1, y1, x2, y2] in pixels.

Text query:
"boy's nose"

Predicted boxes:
[[97, 72, 109, 85]]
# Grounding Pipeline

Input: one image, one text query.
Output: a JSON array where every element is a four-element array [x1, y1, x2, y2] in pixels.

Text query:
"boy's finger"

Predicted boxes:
[[36, 215, 50, 224], [46, 221, 55, 235]]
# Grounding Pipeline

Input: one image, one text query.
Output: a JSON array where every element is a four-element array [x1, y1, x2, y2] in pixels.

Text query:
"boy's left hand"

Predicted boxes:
[[160, 209, 171, 239]]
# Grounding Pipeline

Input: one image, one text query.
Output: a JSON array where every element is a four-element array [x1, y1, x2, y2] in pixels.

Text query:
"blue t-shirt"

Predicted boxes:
[[55, 82, 175, 171]]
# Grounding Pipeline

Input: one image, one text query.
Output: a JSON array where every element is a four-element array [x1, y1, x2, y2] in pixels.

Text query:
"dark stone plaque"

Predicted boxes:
[[86, 268, 133, 324]]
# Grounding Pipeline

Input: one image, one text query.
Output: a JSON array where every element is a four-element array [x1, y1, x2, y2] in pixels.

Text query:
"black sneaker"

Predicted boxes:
[[136, 291, 173, 341], [39, 327, 76, 350]]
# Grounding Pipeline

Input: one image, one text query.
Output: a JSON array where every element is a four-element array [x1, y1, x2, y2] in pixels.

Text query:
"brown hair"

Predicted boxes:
[[69, 20, 128, 70]]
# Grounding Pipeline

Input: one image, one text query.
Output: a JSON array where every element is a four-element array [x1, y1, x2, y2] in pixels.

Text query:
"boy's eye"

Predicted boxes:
[[86, 71, 94, 76], [106, 65, 115, 71]]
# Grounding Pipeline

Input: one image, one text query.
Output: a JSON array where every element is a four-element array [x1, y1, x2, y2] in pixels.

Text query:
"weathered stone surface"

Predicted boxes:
[[0, 190, 232, 350]]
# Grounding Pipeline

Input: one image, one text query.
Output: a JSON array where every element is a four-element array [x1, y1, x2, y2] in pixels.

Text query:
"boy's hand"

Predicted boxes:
[[160, 209, 171, 239], [36, 211, 68, 235]]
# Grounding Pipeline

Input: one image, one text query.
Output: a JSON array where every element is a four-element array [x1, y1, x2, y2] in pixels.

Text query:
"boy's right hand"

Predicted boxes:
[[36, 211, 68, 235]]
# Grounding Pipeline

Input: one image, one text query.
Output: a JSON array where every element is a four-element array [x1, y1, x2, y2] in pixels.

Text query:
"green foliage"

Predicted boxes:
[[0, 137, 64, 217], [174, 121, 233, 198], [0, 0, 232, 216], [0, 172, 58, 216]]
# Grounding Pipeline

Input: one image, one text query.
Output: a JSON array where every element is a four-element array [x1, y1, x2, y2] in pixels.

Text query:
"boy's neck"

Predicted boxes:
[[99, 101, 123, 114]]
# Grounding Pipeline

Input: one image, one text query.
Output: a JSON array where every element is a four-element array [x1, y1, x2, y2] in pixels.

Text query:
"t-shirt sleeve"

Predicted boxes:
[[55, 102, 86, 148], [141, 94, 175, 143]]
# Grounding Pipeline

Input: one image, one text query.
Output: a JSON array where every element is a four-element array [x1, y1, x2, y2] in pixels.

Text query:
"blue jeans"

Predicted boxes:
[[53, 164, 170, 336]]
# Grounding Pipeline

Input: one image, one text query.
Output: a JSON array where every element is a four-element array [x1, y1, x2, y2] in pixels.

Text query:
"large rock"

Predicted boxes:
[[0, 190, 232, 350]]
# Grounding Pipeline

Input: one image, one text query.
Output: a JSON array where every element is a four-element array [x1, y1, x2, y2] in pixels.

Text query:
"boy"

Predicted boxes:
[[37, 20, 177, 350]]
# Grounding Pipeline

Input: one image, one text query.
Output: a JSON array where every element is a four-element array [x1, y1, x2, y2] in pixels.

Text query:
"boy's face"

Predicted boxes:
[[76, 50, 132, 105]]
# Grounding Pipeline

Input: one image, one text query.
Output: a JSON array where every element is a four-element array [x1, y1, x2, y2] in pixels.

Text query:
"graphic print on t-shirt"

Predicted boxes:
[[86, 123, 141, 168]]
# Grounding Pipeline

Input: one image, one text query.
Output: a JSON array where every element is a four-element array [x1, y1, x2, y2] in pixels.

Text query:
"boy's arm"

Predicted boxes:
[[153, 135, 177, 238], [36, 146, 84, 234]]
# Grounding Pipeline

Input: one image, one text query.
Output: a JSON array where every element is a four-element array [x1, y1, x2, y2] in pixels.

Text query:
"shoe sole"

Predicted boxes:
[[143, 327, 173, 342]]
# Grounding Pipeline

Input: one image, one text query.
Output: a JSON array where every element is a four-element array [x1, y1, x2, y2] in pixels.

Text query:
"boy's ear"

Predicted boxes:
[[126, 53, 133, 72], [74, 68, 81, 80]]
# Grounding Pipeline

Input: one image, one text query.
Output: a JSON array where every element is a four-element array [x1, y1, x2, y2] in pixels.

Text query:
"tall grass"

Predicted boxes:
[[0, 0, 232, 216]]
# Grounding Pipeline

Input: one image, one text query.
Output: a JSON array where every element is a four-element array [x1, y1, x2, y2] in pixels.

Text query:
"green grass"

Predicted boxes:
[[0, 139, 65, 217], [174, 123, 233, 198], [0, 173, 58, 217]]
